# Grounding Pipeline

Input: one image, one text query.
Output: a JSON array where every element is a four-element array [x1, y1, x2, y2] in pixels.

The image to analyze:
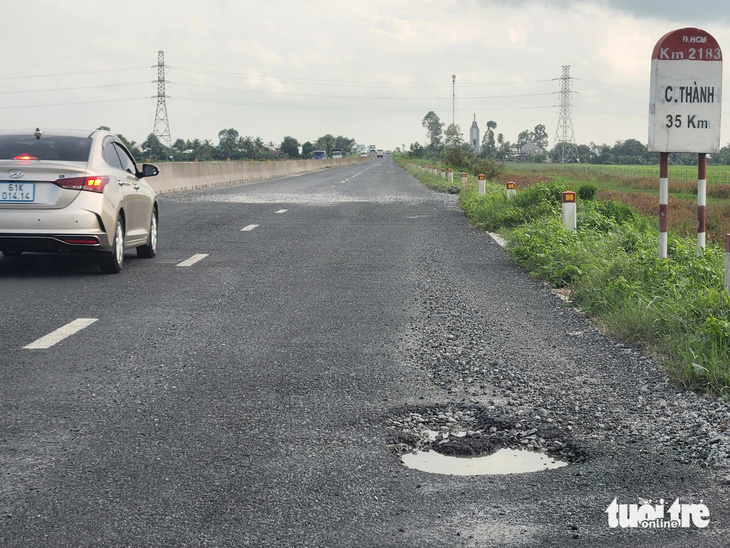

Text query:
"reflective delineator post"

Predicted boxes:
[[506, 181, 516, 199], [659, 152, 669, 259], [441, 168, 446, 179], [726, 235, 730, 294], [447, 168, 453, 184], [698, 153, 707, 256], [562, 191, 577, 231], [478, 174, 486, 196], [461, 172, 468, 188]]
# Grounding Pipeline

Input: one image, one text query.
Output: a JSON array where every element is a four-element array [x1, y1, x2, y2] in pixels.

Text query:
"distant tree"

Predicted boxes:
[[444, 123, 463, 148], [141, 133, 167, 161], [409, 142, 425, 158], [280, 136, 300, 158], [422, 111, 444, 152], [533, 124, 549, 149], [315, 134, 336, 155], [301, 141, 315, 157], [715, 143, 730, 165], [334, 135, 357, 155], [218, 128, 240, 159], [237, 136, 253, 159], [481, 120, 497, 158]]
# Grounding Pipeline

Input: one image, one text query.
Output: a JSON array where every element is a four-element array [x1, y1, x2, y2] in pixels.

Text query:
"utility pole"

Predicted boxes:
[[554, 65, 579, 163], [153, 50, 172, 150], [451, 74, 456, 126]]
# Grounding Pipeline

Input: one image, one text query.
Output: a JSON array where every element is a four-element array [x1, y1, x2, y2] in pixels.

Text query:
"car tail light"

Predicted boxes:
[[54, 176, 109, 193], [14, 154, 38, 160]]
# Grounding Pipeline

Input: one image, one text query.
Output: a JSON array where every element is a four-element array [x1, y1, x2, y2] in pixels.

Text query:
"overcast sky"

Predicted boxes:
[[1, 0, 729, 152]]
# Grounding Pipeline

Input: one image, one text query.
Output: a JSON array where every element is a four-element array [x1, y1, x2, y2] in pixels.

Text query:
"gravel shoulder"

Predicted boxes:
[[388, 191, 730, 546]]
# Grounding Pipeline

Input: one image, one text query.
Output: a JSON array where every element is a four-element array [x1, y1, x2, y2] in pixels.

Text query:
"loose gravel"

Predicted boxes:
[[389, 222, 730, 482]]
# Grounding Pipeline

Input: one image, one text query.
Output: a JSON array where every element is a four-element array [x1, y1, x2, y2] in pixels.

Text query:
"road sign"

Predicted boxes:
[[648, 28, 723, 153]]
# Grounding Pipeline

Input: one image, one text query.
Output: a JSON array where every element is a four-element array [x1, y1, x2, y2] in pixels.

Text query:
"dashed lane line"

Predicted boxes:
[[23, 318, 98, 350], [176, 254, 209, 267]]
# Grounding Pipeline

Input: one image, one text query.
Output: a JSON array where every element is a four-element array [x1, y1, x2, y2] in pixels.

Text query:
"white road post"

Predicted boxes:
[[461, 172, 468, 188], [478, 174, 486, 196], [447, 168, 453, 184], [562, 191, 577, 231], [506, 181, 516, 199]]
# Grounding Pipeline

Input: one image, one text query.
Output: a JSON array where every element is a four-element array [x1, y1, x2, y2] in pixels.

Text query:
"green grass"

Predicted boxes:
[[399, 156, 730, 398]]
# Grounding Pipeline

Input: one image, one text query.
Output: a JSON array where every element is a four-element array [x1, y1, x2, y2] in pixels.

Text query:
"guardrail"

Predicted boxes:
[[150, 156, 368, 194]]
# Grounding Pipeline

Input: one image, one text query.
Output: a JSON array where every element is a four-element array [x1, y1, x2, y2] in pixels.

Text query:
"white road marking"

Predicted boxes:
[[241, 224, 259, 231], [24, 318, 98, 350], [275, 209, 288, 214], [176, 254, 209, 267]]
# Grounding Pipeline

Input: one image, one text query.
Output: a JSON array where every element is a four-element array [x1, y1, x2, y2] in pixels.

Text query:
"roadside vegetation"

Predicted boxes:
[[395, 154, 730, 398]]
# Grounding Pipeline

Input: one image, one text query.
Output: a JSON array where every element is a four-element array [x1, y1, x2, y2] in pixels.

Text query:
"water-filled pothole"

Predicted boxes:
[[387, 405, 583, 476], [402, 447, 568, 476]]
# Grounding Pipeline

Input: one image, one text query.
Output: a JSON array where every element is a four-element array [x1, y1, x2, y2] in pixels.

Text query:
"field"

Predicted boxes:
[[498, 163, 730, 247]]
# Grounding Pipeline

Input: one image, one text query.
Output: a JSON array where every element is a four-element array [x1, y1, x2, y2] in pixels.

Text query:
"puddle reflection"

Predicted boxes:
[[401, 447, 568, 476]]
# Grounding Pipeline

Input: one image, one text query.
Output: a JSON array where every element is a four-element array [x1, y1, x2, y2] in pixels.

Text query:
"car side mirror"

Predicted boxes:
[[138, 164, 159, 178]]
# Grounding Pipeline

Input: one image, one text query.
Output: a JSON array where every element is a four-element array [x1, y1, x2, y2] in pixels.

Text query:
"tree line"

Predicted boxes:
[[109, 128, 359, 163], [410, 111, 730, 166]]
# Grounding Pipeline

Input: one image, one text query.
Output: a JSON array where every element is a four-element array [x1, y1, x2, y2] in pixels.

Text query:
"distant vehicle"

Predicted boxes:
[[331, 148, 343, 159], [385, 150, 392, 154], [368, 145, 376, 154], [0, 128, 159, 274], [376, 149, 384, 158], [359, 151, 368, 158], [311, 150, 328, 160]]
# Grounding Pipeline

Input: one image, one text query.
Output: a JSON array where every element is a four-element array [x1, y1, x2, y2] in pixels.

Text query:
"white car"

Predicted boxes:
[[0, 128, 159, 273]]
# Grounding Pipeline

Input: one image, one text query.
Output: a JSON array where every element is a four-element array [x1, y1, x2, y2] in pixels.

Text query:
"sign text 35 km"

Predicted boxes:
[[666, 114, 710, 129]]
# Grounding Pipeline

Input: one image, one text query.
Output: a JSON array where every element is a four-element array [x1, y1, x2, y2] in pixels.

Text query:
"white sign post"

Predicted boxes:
[[648, 28, 722, 258]]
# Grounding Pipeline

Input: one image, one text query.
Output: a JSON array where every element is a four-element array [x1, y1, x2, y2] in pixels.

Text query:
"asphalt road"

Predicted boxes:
[[1, 156, 729, 547]]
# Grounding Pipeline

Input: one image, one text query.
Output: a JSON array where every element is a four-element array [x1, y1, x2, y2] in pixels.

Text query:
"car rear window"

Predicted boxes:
[[0, 135, 91, 162]]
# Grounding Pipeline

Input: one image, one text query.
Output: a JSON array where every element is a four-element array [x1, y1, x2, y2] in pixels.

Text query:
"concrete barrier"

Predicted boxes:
[[150, 156, 368, 194]]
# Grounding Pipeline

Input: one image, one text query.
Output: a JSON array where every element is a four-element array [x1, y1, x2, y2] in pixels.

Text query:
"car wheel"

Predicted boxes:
[[136, 207, 158, 258], [100, 215, 125, 274]]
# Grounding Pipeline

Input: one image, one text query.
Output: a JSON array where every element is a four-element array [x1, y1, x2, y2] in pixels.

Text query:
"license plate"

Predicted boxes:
[[0, 182, 35, 202]]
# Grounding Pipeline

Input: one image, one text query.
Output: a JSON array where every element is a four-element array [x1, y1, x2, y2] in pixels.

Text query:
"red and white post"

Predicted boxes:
[[447, 168, 453, 184], [562, 191, 577, 231], [441, 168, 446, 179], [506, 181, 516, 199], [659, 152, 669, 259], [478, 174, 486, 196], [726, 235, 730, 294], [461, 172, 468, 188], [697, 153, 707, 256]]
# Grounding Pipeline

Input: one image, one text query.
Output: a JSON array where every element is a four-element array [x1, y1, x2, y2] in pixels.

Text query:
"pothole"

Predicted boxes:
[[387, 405, 584, 476]]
